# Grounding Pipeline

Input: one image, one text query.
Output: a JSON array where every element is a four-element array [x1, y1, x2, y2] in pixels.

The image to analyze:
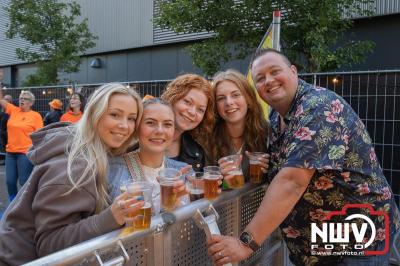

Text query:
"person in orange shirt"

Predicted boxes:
[[0, 90, 43, 202], [60, 93, 85, 124]]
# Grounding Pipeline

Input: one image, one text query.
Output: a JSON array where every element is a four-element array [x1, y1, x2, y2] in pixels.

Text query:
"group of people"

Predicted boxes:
[[43, 93, 85, 126], [0, 49, 398, 266], [0, 91, 85, 202]]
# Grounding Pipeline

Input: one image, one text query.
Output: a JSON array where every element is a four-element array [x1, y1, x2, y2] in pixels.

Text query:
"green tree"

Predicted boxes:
[[155, 0, 375, 75], [5, 0, 97, 85]]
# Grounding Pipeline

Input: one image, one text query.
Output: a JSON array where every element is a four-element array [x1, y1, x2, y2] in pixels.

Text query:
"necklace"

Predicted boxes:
[[231, 138, 243, 154]]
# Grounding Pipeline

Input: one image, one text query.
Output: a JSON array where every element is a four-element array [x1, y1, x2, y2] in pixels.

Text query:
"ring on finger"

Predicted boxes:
[[218, 251, 223, 258], [118, 200, 125, 210]]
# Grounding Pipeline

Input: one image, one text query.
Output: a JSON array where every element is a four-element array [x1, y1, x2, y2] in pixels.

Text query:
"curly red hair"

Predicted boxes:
[[161, 74, 215, 151]]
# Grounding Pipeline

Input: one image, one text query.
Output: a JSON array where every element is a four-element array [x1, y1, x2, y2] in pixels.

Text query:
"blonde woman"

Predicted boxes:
[[0, 83, 144, 265], [109, 98, 190, 214], [0, 90, 43, 202]]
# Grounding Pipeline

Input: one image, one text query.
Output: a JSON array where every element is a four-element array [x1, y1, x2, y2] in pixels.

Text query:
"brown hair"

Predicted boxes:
[[161, 74, 214, 149], [211, 69, 269, 161], [68, 92, 86, 113]]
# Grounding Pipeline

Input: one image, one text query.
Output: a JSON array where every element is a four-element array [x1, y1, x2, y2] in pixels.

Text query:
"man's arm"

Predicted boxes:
[[245, 167, 314, 245], [207, 167, 315, 265]]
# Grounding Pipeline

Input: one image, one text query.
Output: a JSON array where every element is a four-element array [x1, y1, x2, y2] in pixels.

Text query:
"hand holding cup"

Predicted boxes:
[[111, 192, 144, 225]]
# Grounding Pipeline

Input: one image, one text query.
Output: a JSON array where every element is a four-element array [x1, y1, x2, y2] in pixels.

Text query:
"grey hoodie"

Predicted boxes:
[[0, 123, 121, 266]]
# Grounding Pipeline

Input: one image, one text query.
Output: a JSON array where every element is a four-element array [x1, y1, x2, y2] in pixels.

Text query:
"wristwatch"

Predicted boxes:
[[239, 231, 260, 252]]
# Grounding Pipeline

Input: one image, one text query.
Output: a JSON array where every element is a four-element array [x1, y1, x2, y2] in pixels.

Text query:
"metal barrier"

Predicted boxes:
[[24, 184, 286, 266]]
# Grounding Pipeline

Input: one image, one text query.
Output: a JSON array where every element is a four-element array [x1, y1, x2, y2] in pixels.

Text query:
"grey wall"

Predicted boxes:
[[341, 14, 400, 70], [11, 41, 253, 86], [0, 67, 12, 87], [53, 43, 248, 85]]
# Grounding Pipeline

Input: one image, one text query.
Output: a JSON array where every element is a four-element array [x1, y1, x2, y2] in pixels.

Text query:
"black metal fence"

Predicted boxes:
[[1, 81, 170, 118], [3, 70, 400, 206]]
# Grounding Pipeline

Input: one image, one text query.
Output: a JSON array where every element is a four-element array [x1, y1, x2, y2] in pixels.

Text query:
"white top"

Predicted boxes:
[[142, 163, 163, 214]]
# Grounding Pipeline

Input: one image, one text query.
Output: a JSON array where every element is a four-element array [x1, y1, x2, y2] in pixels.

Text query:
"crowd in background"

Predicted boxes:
[[0, 90, 86, 202]]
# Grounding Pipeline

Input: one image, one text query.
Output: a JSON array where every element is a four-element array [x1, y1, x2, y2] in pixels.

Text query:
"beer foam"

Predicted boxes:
[[204, 174, 220, 180], [228, 170, 243, 175], [142, 202, 152, 209]]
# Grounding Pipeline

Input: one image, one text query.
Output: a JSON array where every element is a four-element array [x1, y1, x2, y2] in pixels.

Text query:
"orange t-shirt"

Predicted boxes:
[[60, 111, 83, 124], [6, 103, 44, 153]]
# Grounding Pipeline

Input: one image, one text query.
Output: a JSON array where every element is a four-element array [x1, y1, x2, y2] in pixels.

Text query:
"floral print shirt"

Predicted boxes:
[[268, 79, 400, 266]]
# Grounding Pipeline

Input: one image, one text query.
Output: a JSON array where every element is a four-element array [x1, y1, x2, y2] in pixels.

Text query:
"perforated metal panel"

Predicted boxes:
[[26, 185, 286, 266], [168, 219, 211, 266], [239, 185, 284, 266], [123, 235, 153, 265]]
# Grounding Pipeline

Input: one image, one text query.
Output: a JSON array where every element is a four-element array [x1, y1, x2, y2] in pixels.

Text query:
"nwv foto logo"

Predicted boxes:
[[310, 204, 390, 255]]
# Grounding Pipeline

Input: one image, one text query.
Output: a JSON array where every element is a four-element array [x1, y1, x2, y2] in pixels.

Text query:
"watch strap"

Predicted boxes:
[[240, 231, 260, 252]]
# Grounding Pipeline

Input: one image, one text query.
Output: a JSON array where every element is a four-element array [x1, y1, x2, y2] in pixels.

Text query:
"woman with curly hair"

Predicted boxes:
[[211, 69, 270, 183], [161, 74, 214, 171]]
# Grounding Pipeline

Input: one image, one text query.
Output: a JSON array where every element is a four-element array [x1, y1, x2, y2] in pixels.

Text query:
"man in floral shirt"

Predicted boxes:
[[207, 49, 400, 266]]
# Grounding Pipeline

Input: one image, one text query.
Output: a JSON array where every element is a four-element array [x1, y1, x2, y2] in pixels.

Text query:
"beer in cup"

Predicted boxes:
[[203, 166, 221, 200], [159, 168, 181, 211], [247, 152, 266, 184], [220, 154, 245, 189], [187, 172, 204, 201], [126, 181, 154, 230]]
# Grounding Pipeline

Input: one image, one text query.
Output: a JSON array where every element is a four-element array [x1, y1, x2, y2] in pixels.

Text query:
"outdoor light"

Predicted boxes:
[[90, 58, 102, 68], [332, 77, 339, 84], [42, 90, 46, 95], [67, 87, 73, 94]]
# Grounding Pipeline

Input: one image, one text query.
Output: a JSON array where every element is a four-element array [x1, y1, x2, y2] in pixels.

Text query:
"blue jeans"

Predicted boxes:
[[5, 152, 33, 202]]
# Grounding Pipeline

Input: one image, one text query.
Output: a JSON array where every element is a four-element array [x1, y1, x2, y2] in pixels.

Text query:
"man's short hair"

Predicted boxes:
[[251, 48, 292, 67]]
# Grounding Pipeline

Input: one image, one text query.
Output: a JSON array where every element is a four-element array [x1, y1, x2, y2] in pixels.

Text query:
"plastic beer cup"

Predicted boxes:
[[159, 168, 181, 211], [203, 166, 221, 200], [247, 152, 266, 184], [187, 172, 204, 201], [125, 181, 154, 230], [220, 154, 245, 189]]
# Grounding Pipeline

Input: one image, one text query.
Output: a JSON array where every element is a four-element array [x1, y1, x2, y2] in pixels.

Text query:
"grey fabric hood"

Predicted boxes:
[[27, 122, 74, 165]]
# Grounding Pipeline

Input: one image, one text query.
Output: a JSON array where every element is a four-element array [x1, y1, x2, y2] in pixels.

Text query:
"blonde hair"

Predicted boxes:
[[67, 83, 143, 212], [212, 69, 269, 162], [20, 90, 35, 103]]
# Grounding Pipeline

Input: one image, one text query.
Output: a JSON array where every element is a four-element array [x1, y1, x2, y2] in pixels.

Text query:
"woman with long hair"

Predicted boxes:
[[161, 74, 215, 171], [211, 69, 270, 182], [60, 92, 86, 124], [0, 83, 144, 265]]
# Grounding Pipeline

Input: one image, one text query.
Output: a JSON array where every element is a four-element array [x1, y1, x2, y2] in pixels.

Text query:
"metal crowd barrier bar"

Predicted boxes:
[[25, 184, 286, 266]]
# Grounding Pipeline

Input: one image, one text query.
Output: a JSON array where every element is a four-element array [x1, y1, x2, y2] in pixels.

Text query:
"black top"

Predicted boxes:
[[0, 110, 9, 152], [43, 110, 62, 126], [171, 132, 206, 172]]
